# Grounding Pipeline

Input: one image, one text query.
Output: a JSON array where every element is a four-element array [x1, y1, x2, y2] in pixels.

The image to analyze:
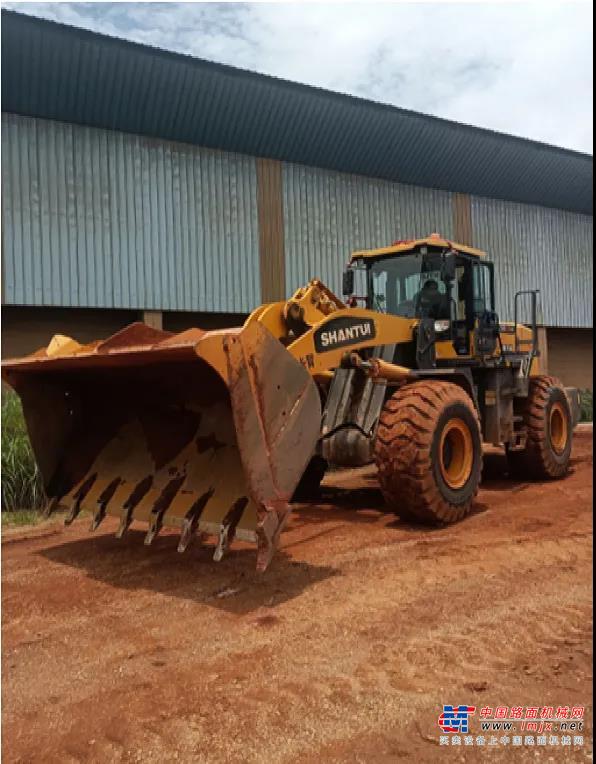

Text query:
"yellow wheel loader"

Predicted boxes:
[[2, 235, 580, 570]]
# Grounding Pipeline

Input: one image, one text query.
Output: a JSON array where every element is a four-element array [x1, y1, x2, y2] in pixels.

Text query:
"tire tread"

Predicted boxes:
[[374, 380, 482, 524], [508, 375, 572, 479]]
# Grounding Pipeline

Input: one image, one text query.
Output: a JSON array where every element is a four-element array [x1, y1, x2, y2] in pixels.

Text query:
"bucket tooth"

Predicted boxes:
[[143, 522, 158, 546], [177, 488, 215, 553], [90, 506, 106, 532], [116, 507, 133, 539], [212, 497, 248, 562], [144, 476, 186, 546], [256, 504, 291, 573], [43, 496, 60, 519], [116, 476, 153, 539], [64, 473, 98, 526], [178, 523, 204, 554], [90, 478, 121, 531], [64, 498, 82, 526]]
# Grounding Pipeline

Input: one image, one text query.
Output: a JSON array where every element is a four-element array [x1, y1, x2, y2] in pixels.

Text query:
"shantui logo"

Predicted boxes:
[[319, 322, 373, 347], [314, 317, 376, 353]]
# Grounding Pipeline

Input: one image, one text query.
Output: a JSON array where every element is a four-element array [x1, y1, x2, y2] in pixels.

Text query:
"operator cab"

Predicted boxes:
[[346, 234, 498, 358]]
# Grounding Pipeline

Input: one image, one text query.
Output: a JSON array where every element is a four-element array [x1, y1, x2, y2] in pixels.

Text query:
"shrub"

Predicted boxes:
[[580, 389, 593, 423], [1, 392, 46, 512]]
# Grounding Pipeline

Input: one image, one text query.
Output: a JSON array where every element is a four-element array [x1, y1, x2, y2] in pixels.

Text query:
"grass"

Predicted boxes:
[[1, 392, 47, 514], [1, 508, 43, 527]]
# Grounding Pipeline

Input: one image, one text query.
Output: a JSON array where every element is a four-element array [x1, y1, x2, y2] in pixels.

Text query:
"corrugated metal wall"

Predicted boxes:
[[1, 113, 261, 312], [282, 162, 593, 328], [2, 113, 593, 329], [471, 197, 593, 328], [282, 163, 455, 296]]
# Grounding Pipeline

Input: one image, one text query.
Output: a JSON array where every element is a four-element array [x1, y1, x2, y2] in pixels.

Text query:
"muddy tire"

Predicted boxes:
[[507, 376, 572, 479], [374, 381, 482, 524], [292, 456, 327, 501]]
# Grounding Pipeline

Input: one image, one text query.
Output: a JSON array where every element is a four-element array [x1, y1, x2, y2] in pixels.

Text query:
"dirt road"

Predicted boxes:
[[2, 428, 592, 763]]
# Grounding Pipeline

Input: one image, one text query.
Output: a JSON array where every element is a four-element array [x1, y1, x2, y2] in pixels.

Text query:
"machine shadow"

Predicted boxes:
[[295, 449, 536, 531], [37, 529, 339, 615], [37, 448, 549, 612], [480, 449, 573, 489], [295, 480, 488, 534]]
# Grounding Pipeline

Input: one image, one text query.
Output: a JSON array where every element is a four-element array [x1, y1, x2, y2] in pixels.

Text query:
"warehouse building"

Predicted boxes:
[[1, 10, 593, 389]]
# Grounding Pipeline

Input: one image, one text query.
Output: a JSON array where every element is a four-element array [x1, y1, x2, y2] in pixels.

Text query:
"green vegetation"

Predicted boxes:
[[1, 392, 46, 513], [580, 389, 593, 423], [1, 508, 43, 527]]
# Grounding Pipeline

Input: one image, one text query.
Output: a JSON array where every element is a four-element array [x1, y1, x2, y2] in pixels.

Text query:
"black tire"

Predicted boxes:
[[507, 375, 572, 479], [374, 381, 482, 524], [291, 456, 327, 501]]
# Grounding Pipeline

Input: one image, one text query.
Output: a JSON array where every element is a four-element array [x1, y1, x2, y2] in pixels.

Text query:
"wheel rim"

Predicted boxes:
[[550, 402, 568, 455], [439, 418, 474, 490]]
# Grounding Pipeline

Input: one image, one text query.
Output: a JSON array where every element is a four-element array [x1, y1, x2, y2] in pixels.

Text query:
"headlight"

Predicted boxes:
[[434, 320, 450, 333]]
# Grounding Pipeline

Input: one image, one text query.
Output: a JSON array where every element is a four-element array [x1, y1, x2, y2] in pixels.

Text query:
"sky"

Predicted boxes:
[[2, 1, 593, 153]]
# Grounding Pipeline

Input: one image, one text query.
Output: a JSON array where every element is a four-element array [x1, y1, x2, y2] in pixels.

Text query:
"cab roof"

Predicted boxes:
[[349, 235, 487, 264]]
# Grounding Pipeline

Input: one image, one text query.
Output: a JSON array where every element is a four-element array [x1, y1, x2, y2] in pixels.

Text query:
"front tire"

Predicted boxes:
[[507, 375, 572, 479], [374, 381, 482, 524]]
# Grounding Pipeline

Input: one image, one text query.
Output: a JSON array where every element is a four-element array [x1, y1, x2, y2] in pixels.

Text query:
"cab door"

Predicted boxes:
[[450, 260, 471, 356], [471, 261, 499, 356]]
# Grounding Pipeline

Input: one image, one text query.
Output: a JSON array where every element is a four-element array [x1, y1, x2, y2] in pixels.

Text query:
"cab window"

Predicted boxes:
[[453, 265, 467, 320], [369, 253, 450, 319], [472, 263, 494, 316]]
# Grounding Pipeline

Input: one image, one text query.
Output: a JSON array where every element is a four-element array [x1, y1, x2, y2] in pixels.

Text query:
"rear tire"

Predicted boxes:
[[507, 375, 572, 479], [374, 381, 482, 524]]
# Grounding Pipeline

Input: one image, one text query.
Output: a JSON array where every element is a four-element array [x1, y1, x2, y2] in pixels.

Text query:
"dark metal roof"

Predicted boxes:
[[1, 9, 593, 214]]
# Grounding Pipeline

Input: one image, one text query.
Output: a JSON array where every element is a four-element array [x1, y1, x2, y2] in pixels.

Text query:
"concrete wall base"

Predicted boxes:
[[2, 307, 592, 392], [142, 310, 163, 331], [1, 306, 246, 359], [547, 327, 593, 391]]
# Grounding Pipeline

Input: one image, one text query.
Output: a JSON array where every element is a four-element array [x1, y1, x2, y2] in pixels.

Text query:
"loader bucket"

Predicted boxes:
[[1, 321, 321, 570]]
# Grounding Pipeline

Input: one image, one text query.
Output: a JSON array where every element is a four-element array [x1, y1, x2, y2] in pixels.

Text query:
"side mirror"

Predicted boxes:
[[441, 252, 457, 282], [342, 269, 354, 296]]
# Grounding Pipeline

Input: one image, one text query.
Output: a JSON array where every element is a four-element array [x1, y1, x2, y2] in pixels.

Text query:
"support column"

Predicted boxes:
[[537, 326, 549, 375], [453, 193, 473, 245], [256, 158, 286, 302], [142, 310, 163, 330]]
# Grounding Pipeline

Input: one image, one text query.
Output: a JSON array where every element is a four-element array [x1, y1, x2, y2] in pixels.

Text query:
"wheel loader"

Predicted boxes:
[[1, 234, 580, 570]]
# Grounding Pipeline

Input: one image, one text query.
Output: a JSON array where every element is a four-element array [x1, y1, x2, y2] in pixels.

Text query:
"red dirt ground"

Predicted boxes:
[[2, 427, 593, 763]]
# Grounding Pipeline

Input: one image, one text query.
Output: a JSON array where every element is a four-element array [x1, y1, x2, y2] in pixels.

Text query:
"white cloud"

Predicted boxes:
[[2, 1, 593, 152]]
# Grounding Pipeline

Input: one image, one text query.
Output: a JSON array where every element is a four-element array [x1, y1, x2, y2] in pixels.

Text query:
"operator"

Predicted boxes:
[[415, 279, 449, 319]]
